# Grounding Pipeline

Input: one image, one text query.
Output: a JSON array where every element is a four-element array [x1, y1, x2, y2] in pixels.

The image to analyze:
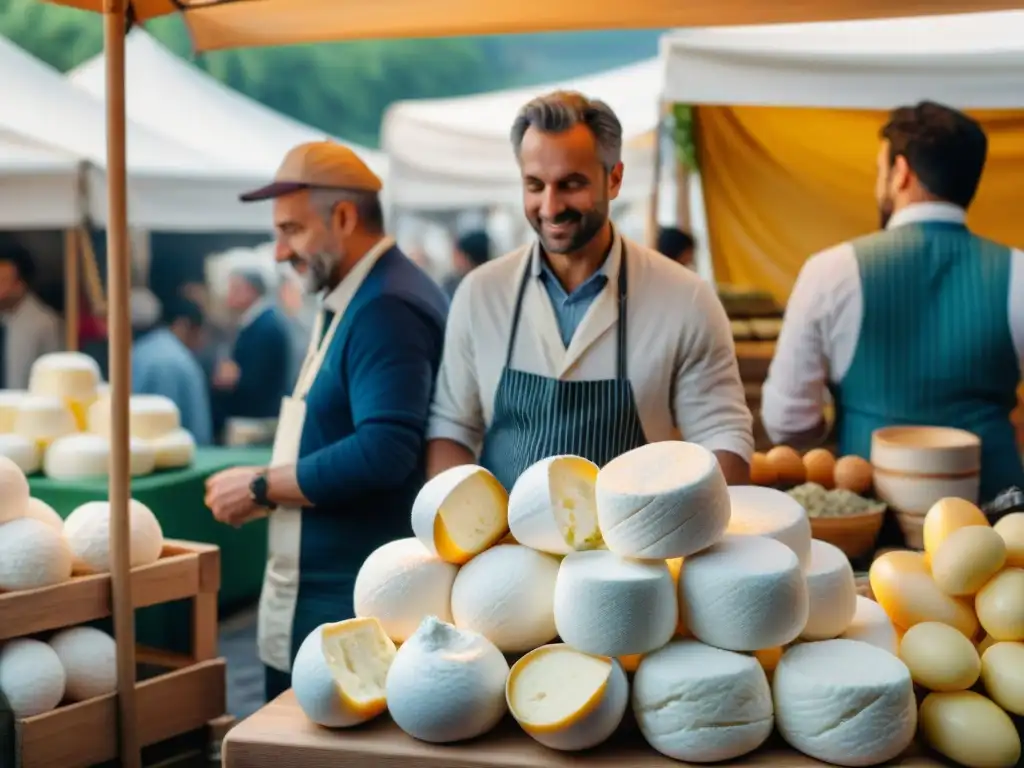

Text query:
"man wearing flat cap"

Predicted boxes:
[[204, 142, 449, 701]]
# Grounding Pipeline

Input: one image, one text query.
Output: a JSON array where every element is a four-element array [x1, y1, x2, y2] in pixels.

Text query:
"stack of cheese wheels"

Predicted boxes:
[[0, 390, 27, 432], [87, 394, 195, 470], [869, 498, 1024, 768], [43, 433, 157, 480], [28, 352, 101, 431], [12, 395, 77, 452]]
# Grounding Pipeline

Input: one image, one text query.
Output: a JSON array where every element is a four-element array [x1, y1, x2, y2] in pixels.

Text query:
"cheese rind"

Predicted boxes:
[[923, 497, 989, 558], [0, 454, 30, 524], [507, 644, 627, 751], [43, 433, 157, 479], [28, 352, 101, 428], [679, 534, 808, 651], [0, 390, 27, 432], [975, 568, 1024, 641], [48, 627, 118, 701], [508, 455, 601, 554], [841, 596, 899, 655], [980, 641, 1024, 715], [554, 550, 677, 657], [450, 544, 559, 652], [410, 465, 508, 564], [596, 441, 730, 559], [899, 621, 980, 692], [931, 525, 1007, 596], [291, 618, 396, 728], [353, 537, 458, 643], [633, 639, 773, 763], [0, 517, 72, 591], [150, 428, 196, 469], [63, 499, 164, 574], [0, 433, 40, 475], [726, 486, 812, 568], [994, 512, 1024, 567], [773, 639, 917, 767], [0, 639, 66, 718], [87, 394, 181, 440], [13, 395, 77, 447], [919, 691, 1021, 768], [801, 539, 857, 640]]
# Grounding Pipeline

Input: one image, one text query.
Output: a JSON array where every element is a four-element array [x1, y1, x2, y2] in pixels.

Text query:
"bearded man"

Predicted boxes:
[[426, 90, 753, 489], [204, 142, 448, 701]]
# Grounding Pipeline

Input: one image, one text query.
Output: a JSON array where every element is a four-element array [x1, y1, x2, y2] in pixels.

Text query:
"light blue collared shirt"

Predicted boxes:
[[535, 240, 616, 347]]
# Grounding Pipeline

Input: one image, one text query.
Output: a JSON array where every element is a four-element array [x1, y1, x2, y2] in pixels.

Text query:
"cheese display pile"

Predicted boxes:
[[284, 440, 1021, 766], [0, 352, 196, 478]]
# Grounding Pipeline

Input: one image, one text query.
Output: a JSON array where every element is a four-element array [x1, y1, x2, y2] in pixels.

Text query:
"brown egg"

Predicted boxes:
[[803, 448, 836, 489], [834, 455, 873, 494], [750, 452, 778, 486], [766, 446, 805, 487]]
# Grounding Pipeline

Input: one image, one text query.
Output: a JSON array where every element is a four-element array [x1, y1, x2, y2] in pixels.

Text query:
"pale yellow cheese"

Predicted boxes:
[[980, 641, 1024, 716], [28, 352, 101, 430], [899, 621, 980, 692], [993, 512, 1024, 567], [87, 394, 181, 441], [931, 525, 1007, 596], [975, 568, 1024, 641], [507, 456, 601, 554], [923, 498, 989, 559], [918, 691, 1021, 768]]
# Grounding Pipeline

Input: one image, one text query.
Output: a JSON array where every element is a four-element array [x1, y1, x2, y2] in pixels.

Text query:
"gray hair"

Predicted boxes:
[[308, 187, 384, 233], [230, 267, 269, 297], [510, 90, 623, 171]]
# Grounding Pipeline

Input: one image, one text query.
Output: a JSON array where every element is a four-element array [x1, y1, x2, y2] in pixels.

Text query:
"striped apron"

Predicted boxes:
[[479, 249, 647, 491]]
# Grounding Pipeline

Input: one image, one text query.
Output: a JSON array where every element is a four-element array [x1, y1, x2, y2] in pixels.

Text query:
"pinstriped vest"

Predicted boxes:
[[835, 221, 1024, 503]]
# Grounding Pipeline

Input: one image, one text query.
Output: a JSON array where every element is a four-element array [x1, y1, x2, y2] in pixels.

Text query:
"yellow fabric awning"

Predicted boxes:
[[47, 0, 1024, 51]]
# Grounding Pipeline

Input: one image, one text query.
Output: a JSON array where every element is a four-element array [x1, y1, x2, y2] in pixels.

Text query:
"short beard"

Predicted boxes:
[[295, 251, 339, 295]]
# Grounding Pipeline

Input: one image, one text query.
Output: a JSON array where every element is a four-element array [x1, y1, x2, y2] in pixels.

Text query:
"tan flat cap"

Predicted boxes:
[[240, 141, 382, 202]]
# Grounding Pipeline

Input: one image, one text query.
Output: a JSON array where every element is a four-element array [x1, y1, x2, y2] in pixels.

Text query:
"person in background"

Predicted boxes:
[[441, 230, 491, 298], [656, 226, 696, 269], [132, 291, 213, 445], [203, 141, 448, 702], [0, 243, 61, 389], [761, 101, 1024, 502]]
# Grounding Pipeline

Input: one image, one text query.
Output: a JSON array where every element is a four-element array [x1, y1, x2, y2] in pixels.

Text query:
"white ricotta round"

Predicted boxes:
[[451, 544, 560, 652], [726, 485, 812, 568], [774, 639, 917, 766], [679, 534, 808, 651], [841, 596, 899, 655], [0, 389, 28, 432], [0, 433, 40, 475], [150, 428, 196, 469], [23, 498, 64, 531], [0, 638, 66, 717], [554, 549, 677, 657], [13, 395, 77, 445], [0, 517, 72, 591], [48, 626, 118, 701], [633, 639, 774, 762], [385, 616, 509, 743], [63, 499, 164, 574], [43, 433, 157, 479], [507, 455, 602, 554], [353, 537, 458, 643], [29, 352, 101, 402], [87, 394, 181, 440], [0, 454, 30, 524], [595, 441, 730, 559], [801, 539, 858, 641]]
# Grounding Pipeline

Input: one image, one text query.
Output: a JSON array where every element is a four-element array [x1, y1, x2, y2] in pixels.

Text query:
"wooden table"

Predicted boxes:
[[222, 691, 942, 768]]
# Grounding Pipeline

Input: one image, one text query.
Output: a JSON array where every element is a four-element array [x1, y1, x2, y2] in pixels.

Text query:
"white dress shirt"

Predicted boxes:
[[428, 234, 754, 461], [1, 292, 61, 389], [762, 202, 1024, 445]]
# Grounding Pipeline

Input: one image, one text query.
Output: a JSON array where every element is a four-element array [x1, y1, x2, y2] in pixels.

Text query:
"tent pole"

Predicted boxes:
[[103, 2, 141, 766], [63, 229, 80, 351]]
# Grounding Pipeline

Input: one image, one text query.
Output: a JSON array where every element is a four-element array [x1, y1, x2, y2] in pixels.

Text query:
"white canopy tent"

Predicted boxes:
[[660, 11, 1024, 108], [382, 59, 663, 210], [0, 35, 267, 232], [68, 30, 387, 181], [0, 131, 82, 229]]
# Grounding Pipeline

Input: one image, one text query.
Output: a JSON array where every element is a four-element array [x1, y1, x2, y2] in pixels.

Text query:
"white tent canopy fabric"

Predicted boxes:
[[660, 11, 1024, 109], [0, 131, 81, 228], [69, 30, 387, 181], [0, 34, 268, 232], [382, 59, 662, 210]]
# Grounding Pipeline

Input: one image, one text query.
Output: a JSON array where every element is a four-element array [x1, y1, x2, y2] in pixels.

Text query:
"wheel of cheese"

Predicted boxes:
[[596, 441, 730, 559], [506, 644, 628, 751], [385, 616, 509, 743], [919, 691, 1021, 768], [554, 549, 677, 657], [633, 639, 773, 762], [353, 537, 458, 643], [450, 544, 559, 652], [899, 621, 980, 692], [28, 352, 101, 428], [975, 568, 1024, 641], [0, 389, 28, 432], [841, 596, 899, 655], [0, 639, 66, 718], [507, 455, 601, 554], [0, 433, 39, 475], [23, 497, 63, 531], [63, 499, 164, 574], [726, 486, 812, 568], [931, 525, 1007, 596], [773, 639, 917, 766], [0, 454, 30, 524], [48, 626, 118, 701], [0, 517, 73, 591], [291, 618, 396, 727], [679, 534, 808, 651], [923, 497, 989, 559], [150, 428, 196, 469], [801, 539, 857, 640], [87, 394, 182, 440], [411, 465, 508, 564], [43, 434, 157, 479], [13, 395, 77, 448], [994, 512, 1024, 567], [981, 641, 1024, 715]]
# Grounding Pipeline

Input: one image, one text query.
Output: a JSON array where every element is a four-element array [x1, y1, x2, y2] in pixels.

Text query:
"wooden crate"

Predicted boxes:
[[0, 540, 233, 768]]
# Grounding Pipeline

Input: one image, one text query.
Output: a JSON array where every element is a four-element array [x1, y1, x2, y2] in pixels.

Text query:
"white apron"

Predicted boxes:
[[257, 238, 395, 672]]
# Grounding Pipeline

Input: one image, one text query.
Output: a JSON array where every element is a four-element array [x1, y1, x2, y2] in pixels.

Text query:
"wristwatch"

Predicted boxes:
[[249, 472, 277, 510]]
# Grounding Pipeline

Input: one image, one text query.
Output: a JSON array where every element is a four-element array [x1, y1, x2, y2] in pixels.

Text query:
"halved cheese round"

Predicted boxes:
[[0, 517, 73, 591], [869, 550, 978, 638], [932, 525, 1007, 596], [596, 441, 730, 559], [508, 455, 601, 554], [994, 512, 1024, 567], [13, 395, 77, 448], [353, 537, 457, 643], [919, 691, 1021, 768], [923, 497, 989, 559], [0, 433, 40, 475], [43, 433, 157, 479], [150, 428, 196, 469], [554, 549, 676, 657], [291, 618, 396, 727], [386, 616, 509, 743], [451, 544, 559, 652], [507, 644, 627, 751], [0, 638, 66, 718], [774, 639, 917, 766], [679, 534, 808, 651], [727, 486, 812, 568], [841, 596, 899, 655], [633, 639, 773, 762], [63, 499, 164, 574], [980, 641, 1024, 715], [411, 465, 508, 564], [900, 621, 980, 691], [87, 394, 181, 440], [0, 454, 30, 524], [975, 568, 1024, 641], [801, 539, 857, 640], [0, 389, 28, 432], [28, 352, 101, 429], [48, 626, 118, 701]]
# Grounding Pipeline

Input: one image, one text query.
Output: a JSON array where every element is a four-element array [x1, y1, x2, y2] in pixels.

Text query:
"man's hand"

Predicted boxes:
[[205, 466, 264, 527], [213, 359, 241, 390]]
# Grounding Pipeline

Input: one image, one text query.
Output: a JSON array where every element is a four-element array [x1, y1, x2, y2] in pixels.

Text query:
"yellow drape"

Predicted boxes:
[[696, 105, 1024, 302]]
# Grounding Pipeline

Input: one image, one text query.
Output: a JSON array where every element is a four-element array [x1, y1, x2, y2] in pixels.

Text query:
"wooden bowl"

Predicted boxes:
[[810, 507, 886, 559]]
